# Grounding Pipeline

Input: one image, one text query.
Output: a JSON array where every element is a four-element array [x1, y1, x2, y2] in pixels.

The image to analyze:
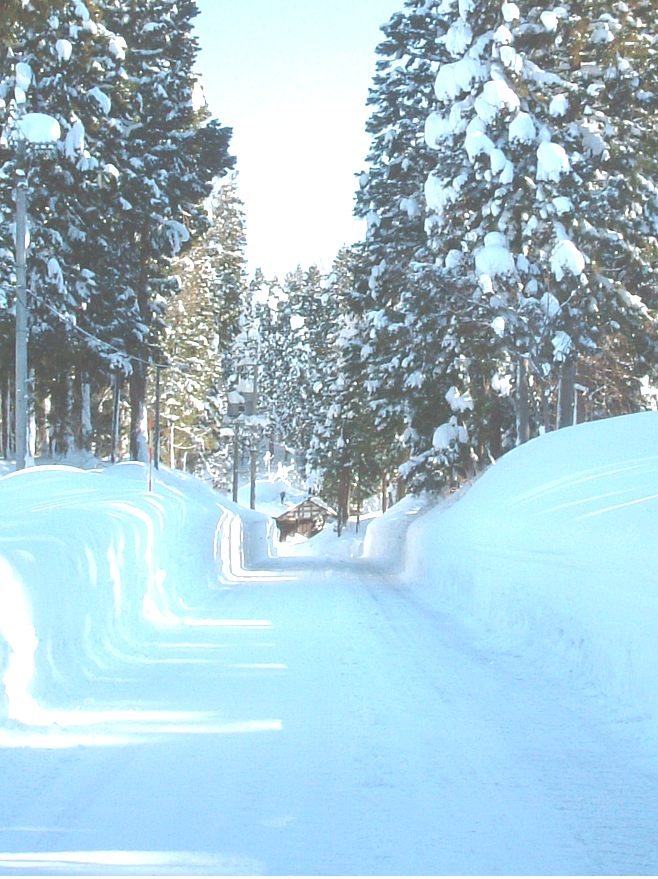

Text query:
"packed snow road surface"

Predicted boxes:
[[2, 559, 658, 875]]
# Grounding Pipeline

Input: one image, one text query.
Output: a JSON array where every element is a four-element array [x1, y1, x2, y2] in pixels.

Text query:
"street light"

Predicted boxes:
[[14, 168, 28, 471], [10, 96, 61, 469]]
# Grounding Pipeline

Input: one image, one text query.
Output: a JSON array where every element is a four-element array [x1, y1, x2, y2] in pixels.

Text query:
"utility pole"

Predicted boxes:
[[14, 174, 28, 471]]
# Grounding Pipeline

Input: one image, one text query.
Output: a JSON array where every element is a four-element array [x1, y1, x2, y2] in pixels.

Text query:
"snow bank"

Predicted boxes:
[[237, 478, 307, 520], [0, 463, 270, 724], [363, 495, 434, 570], [404, 412, 658, 721], [283, 517, 368, 562]]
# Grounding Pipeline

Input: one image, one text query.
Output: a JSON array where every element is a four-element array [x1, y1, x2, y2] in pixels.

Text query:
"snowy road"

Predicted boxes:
[[2, 557, 658, 875]]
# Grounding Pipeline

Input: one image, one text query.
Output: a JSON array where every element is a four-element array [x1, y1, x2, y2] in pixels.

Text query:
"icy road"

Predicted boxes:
[[2, 557, 658, 875]]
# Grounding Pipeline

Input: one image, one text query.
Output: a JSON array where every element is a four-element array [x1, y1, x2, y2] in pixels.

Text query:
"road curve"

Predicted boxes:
[[1, 558, 657, 875]]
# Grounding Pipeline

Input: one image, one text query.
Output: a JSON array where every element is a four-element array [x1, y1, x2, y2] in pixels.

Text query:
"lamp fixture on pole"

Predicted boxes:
[[10, 72, 62, 470]]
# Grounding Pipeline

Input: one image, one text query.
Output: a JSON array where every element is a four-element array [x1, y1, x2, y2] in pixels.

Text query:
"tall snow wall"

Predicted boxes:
[[0, 462, 272, 723], [402, 411, 658, 722]]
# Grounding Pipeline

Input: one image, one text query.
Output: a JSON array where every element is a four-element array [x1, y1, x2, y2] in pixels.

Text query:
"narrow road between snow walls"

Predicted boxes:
[[0, 443, 658, 875], [1, 560, 658, 874]]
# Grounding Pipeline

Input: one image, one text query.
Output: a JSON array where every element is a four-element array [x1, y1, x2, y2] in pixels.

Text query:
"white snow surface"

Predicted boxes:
[[14, 63, 33, 94], [509, 111, 537, 144], [16, 113, 61, 146], [403, 412, 658, 728], [236, 478, 307, 519], [551, 237, 587, 280], [55, 39, 73, 63], [1, 413, 658, 874], [537, 140, 571, 181]]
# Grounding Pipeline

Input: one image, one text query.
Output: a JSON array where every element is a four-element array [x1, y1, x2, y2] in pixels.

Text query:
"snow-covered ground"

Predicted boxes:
[[1, 413, 658, 874], [236, 477, 308, 521]]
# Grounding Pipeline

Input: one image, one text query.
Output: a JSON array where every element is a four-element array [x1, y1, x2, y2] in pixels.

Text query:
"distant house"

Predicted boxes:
[[275, 496, 337, 541]]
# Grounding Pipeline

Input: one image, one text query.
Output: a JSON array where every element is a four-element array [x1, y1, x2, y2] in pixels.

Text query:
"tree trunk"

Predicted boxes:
[[129, 362, 149, 462], [557, 360, 576, 429], [78, 371, 93, 451], [381, 472, 388, 514], [27, 367, 36, 463], [489, 394, 503, 459], [336, 468, 351, 537], [355, 472, 362, 533], [130, 218, 152, 463], [516, 357, 530, 445], [36, 392, 50, 457], [51, 371, 74, 456], [250, 445, 257, 510], [1, 373, 10, 458], [232, 427, 239, 502], [111, 373, 122, 464]]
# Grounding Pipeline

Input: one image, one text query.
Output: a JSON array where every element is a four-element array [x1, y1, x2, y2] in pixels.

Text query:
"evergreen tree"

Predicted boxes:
[[419, 0, 658, 474], [99, 0, 235, 461], [0, 1, 129, 454], [354, 0, 447, 487], [159, 174, 247, 474], [1, 1, 67, 47], [1, 1, 236, 461], [307, 247, 392, 524]]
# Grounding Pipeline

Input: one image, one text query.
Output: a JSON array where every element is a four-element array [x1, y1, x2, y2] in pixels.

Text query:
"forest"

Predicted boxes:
[[1, 0, 657, 524]]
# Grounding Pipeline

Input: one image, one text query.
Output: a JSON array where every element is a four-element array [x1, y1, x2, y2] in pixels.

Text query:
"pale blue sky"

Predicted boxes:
[[194, 0, 398, 277]]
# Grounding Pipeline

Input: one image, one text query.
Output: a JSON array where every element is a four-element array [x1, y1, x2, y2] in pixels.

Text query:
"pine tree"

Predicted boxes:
[[306, 247, 392, 524], [159, 173, 247, 474], [354, 0, 448, 487], [99, 0, 235, 461], [1, 1, 236, 461], [1, 1, 67, 47], [420, 0, 658, 472], [0, 0, 130, 454], [546, 0, 658, 421]]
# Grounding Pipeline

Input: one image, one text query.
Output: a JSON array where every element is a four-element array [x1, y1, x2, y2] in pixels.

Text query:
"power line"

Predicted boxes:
[[30, 291, 191, 372]]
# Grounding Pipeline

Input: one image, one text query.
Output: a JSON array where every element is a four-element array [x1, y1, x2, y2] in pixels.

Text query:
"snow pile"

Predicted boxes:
[[402, 412, 658, 721], [363, 494, 434, 570], [4, 412, 658, 739], [284, 514, 375, 562], [0, 463, 270, 724], [424, 172, 465, 219], [434, 56, 486, 102]]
